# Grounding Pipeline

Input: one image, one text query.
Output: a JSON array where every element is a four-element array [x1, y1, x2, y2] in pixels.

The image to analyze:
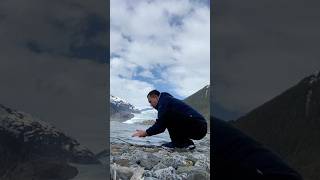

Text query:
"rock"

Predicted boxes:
[[180, 173, 188, 179], [194, 159, 210, 172], [176, 166, 202, 174], [144, 177, 159, 180], [131, 151, 161, 170], [114, 159, 130, 167], [0, 104, 99, 165], [110, 164, 134, 180], [153, 166, 182, 180], [185, 160, 194, 166], [143, 147, 160, 153], [110, 163, 145, 180], [130, 167, 145, 180], [139, 155, 161, 170], [176, 166, 210, 180], [108, 132, 210, 180], [151, 162, 167, 171], [155, 149, 171, 157], [161, 154, 187, 169], [111, 144, 124, 156], [2, 158, 78, 180], [143, 170, 153, 177], [186, 169, 210, 180], [186, 152, 208, 162]]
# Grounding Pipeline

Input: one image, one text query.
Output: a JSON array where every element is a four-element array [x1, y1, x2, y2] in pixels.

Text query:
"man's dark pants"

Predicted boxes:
[[166, 117, 207, 144]]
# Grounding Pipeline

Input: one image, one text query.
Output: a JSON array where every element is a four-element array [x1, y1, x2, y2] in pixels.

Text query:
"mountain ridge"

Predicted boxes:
[[232, 71, 320, 180], [184, 85, 210, 123]]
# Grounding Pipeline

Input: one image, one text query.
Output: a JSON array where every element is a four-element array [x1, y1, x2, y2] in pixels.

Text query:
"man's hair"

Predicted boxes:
[[147, 90, 160, 97]]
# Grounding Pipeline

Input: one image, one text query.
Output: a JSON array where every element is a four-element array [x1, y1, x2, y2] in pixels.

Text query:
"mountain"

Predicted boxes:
[[110, 95, 140, 121], [0, 103, 99, 179], [184, 85, 210, 123], [232, 71, 320, 180]]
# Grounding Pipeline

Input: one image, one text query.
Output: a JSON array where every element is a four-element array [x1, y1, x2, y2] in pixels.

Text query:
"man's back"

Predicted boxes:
[[159, 92, 206, 121]]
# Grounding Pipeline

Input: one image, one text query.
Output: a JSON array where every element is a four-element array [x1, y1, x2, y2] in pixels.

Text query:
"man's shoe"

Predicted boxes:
[[187, 144, 196, 150], [161, 142, 176, 149], [161, 140, 196, 150], [178, 140, 196, 150]]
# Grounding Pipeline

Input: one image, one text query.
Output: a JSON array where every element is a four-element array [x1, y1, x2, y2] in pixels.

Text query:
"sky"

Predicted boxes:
[[110, 0, 210, 109], [0, 0, 108, 153], [213, 0, 320, 120]]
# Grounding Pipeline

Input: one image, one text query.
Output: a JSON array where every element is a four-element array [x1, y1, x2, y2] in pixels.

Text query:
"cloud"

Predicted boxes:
[[0, 0, 107, 153], [139, 69, 154, 79], [0, 0, 107, 63], [213, 0, 320, 118], [110, 0, 210, 107], [167, 5, 210, 96], [110, 74, 155, 108]]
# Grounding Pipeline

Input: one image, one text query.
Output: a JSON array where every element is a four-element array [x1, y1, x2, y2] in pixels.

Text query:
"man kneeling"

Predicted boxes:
[[132, 90, 207, 150]]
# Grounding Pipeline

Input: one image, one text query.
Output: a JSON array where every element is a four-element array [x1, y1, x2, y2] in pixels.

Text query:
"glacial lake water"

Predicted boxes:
[[110, 108, 170, 146], [110, 121, 170, 146]]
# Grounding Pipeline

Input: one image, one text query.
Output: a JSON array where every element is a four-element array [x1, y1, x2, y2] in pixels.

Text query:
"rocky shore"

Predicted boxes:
[[0, 103, 103, 179], [109, 134, 210, 180]]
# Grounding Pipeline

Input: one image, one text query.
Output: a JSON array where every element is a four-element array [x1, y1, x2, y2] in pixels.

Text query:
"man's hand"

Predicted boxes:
[[132, 130, 147, 137]]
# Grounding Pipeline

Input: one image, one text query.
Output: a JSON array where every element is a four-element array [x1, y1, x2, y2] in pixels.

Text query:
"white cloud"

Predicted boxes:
[[139, 69, 154, 78], [110, 57, 138, 79], [168, 5, 210, 96], [110, 74, 155, 108], [213, 0, 320, 117], [110, 0, 210, 107], [0, 0, 108, 153]]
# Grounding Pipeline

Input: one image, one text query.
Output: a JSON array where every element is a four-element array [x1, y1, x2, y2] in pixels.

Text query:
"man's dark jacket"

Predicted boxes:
[[146, 92, 206, 136]]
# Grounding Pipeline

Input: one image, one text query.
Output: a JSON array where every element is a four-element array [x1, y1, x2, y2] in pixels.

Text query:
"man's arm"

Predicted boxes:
[[132, 129, 147, 137], [131, 118, 166, 137], [145, 100, 169, 136], [145, 118, 166, 136]]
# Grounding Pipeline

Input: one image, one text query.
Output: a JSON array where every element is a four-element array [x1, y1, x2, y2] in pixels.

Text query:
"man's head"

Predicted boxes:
[[147, 90, 160, 108]]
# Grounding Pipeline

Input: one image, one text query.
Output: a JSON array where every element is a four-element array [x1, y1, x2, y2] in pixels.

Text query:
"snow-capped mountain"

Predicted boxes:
[[110, 95, 140, 121], [0, 104, 99, 165], [110, 95, 139, 111]]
